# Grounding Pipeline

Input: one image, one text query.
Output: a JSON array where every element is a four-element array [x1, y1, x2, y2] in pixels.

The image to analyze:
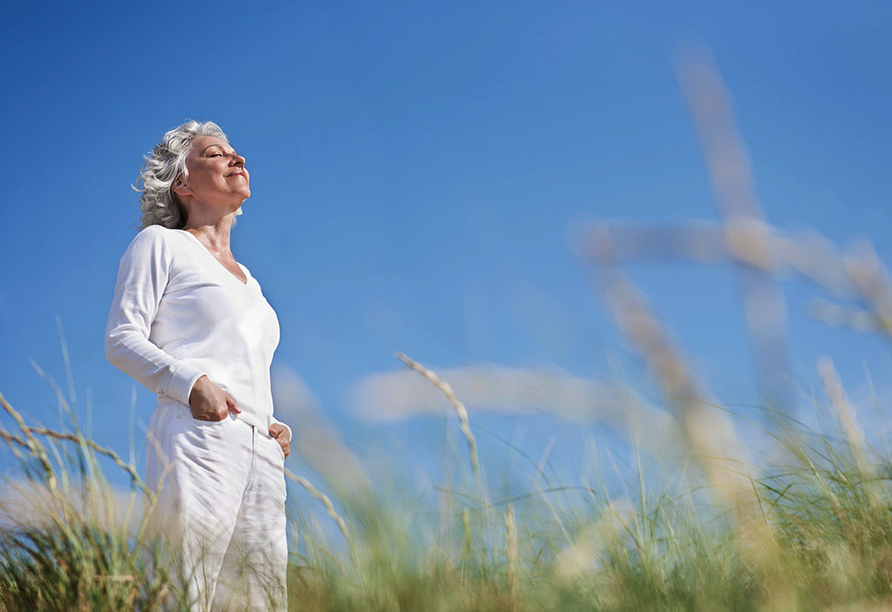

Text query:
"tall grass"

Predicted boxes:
[[283, 375, 892, 612], [6, 367, 892, 610], [0, 392, 191, 611]]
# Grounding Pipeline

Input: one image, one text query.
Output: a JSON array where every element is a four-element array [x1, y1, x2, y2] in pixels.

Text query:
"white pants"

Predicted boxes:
[[146, 403, 288, 611]]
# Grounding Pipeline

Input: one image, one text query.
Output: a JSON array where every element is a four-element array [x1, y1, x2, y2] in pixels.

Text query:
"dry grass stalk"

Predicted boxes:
[[817, 356, 873, 482], [284, 469, 349, 543], [586, 260, 791, 594], [677, 48, 792, 417], [576, 49, 795, 586], [396, 352, 481, 485], [0, 430, 27, 450], [27, 427, 151, 498], [461, 507, 472, 561], [591, 264, 751, 506], [0, 392, 58, 494], [505, 504, 517, 603], [809, 301, 886, 333], [842, 243, 892, 339], [573, 222, 851, 293]]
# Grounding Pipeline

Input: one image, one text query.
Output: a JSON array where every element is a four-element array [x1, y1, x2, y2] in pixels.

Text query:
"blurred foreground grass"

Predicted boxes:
[[4, 361, 892, 612]]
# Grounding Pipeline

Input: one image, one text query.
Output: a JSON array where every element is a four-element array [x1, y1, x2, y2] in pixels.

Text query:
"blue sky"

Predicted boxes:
[[1, 2, 891, 498]]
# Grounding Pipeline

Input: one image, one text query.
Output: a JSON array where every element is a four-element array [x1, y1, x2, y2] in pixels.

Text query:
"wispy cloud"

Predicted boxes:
[[272, 365, 370, 493], [350, 363, 680, 453]]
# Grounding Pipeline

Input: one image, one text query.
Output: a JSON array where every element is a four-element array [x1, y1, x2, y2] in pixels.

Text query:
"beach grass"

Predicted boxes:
[[4, 361, 892, 612]]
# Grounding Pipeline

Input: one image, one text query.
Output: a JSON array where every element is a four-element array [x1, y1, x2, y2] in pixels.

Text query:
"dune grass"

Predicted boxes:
[[0, 391, 191, 611], [274, 366, 892, 612], [5, 357, 892, 612]]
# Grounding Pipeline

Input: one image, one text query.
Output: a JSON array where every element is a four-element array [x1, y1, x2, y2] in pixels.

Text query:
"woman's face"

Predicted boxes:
[[179, 135, 250, 208]]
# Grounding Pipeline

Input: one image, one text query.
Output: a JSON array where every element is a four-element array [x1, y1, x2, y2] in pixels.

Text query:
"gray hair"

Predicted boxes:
[[134, 120, 233, 229]]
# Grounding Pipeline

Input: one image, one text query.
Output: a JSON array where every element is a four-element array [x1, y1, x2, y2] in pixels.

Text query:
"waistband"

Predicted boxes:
[[155, 398, 272, 438]]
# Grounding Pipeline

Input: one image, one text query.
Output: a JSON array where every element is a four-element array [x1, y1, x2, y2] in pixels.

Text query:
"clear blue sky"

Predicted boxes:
[[2, 2, 891, 495]]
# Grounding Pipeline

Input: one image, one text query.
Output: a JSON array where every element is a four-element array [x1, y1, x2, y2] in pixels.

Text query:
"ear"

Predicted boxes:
[[171, 175, 193, 198]]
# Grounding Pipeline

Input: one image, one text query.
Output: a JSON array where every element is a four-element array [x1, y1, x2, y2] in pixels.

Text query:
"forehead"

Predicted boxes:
[[189, 135, 233, 156]]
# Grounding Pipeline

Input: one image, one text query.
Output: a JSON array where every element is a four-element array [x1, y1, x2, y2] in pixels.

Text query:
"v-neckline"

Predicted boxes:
[[178, 230, 250, 286]]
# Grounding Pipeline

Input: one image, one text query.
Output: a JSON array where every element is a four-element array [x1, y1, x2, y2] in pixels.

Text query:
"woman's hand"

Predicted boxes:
[[269, 424, 291, 458], [189, 375, 241, 421]]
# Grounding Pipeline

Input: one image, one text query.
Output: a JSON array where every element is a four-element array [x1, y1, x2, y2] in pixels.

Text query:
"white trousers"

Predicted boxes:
[[146, 403, 288, 611]]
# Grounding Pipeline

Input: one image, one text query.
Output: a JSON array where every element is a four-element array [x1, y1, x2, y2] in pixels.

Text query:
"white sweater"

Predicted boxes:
[[105, 225, 289, 437]]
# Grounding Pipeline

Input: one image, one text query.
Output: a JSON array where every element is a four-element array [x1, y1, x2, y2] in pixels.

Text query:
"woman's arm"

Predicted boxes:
[[104, 226, 206, 406]]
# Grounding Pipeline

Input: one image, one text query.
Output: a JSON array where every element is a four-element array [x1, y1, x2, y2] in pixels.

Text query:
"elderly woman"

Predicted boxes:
[[105, 120, 291, 610]]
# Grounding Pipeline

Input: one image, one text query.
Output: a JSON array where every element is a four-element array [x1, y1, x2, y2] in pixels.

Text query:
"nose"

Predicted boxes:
[[231, 152, 246, 167]]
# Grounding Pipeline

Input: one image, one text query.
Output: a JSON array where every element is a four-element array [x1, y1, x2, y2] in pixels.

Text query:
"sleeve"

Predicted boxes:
[[104, 227, 207, 406]]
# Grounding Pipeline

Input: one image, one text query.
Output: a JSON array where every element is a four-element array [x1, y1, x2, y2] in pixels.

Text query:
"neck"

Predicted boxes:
[[182, 211, 238, 253]]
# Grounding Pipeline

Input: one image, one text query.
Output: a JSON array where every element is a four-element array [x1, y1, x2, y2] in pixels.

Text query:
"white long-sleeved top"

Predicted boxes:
[[105, 225, 289, 437]]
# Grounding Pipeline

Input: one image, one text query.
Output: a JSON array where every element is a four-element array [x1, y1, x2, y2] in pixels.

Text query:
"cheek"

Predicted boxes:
[[186, 165, 215, 187]]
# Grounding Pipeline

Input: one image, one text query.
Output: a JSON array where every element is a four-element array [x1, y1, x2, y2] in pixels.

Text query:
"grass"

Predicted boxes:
[[5, 360, 892, 611], [283, 378, 892, 612]]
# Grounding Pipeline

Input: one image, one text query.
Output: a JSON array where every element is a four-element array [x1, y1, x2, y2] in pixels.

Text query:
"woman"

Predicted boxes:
[[105, 120, 291, 611]]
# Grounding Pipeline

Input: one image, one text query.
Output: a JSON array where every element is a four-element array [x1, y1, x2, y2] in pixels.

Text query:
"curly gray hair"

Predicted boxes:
[[134, 120, 234, 229]]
